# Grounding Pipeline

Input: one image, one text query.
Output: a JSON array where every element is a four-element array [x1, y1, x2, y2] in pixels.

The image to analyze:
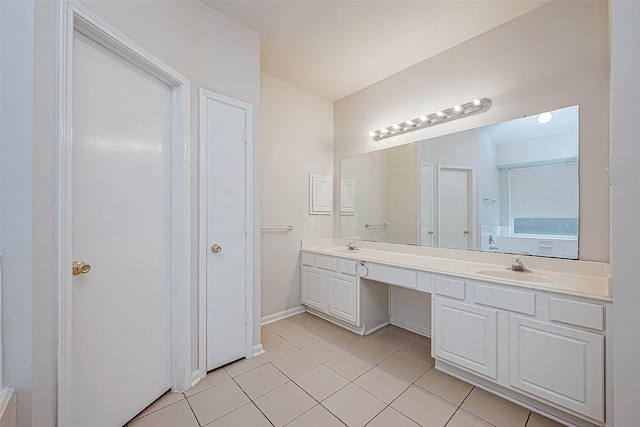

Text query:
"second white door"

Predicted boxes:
[[438, 166, 473, 250], [203, 92, 250, 371]]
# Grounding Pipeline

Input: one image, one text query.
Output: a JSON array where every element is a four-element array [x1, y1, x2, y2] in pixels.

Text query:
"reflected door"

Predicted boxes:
[[420, 161, 434, 246], [438, 166, 473, 250]]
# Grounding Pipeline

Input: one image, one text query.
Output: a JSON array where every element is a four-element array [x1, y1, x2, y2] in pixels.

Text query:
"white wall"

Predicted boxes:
[[260, 73, 333, 318], [5, 2, 261, 426], [610, 0, 640, 424], [334, 0, 610, 262]]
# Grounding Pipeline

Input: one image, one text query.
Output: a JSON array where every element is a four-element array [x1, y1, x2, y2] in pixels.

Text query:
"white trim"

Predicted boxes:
[[198, 89, 254, 381], [419, 160, 434, 246], [261, 306, 307, 325], [56, 1, 191, 424], [253, 344, 265, 357]]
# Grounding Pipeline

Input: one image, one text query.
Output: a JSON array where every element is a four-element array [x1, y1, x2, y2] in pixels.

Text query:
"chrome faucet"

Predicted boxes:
[[510, 254, 531, 273], [347, 241, 359, 251]]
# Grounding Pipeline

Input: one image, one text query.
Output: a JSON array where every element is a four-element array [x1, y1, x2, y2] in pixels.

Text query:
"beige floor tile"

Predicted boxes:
[[302, 338, 346, 362], [285, 404, 345, 427], [282, 328, 323, 348], [391, 385, 457, 427], [354, 366, 411, 404], [379, 352, 431, 382], [306, 319, 348, 337], [415, 368, 473, 406], [131, 390, 184, 420], [185, 368, 231, 397], [369, 330, 413, 350], [526, 412, 566, 427], [254, 382, 316, 427], [294, 365, 349, 401], [128, 400, 198, 427], [266, 318, 303, 336], [365, 324, 392, 338], [387, 325, 422, 340], [446, 409, 493, 427], [204, 402, 272, 427], [366, 407, 420, 427], [350, 340, 397, 364], [188, 380, 250, 426], [461, 388, 530, 427], [271, 350, 321, 379], [262, 326, 279, 343], [263, 337, 297, 361], [400, 340, 434, 364], [325, 330, 366, 350], [234, 363, 290, 399], [287, 312, 316, 326], [324, 351, 374, 381], [322, 383, 385, 427], [223, 355, 268, 378]]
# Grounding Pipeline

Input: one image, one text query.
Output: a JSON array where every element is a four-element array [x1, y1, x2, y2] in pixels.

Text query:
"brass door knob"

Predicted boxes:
[[464, 230, 470, 235], [72, 260, 91, 276], [211, 244, 222, 253]]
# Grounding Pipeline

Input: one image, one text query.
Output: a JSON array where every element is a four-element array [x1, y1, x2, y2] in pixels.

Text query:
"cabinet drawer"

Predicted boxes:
[[301, 252, 314, 267], [339, 259, 357, 276], [434, 276, 465, 300], [475, 284, 535, 315], [549, 297, 603, 330], [315, 255, 338, 271], [367, 263, 417, 289]]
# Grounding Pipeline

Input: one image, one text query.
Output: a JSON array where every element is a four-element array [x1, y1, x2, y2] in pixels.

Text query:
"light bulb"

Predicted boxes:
[[379, 128, 389, 135], [538, 112, 553, 124], [436, 111, 445, 118], [392, 124, 401, 130], [473, 99, 482, 107], [369, 131, 377, 137], [454, 105, 463, 113], [405, 120, 415, 127], [419, 115, 428, 122]]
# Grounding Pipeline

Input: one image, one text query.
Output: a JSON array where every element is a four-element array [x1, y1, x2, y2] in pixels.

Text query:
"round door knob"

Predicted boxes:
[[464, 230, 470, 235], [72, 260, 91, 276], [427, 230, 434, 235], [211, 244, 222, 253]]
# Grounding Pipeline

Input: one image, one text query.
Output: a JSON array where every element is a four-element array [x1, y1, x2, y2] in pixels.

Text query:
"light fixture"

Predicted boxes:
[[537, 112, 553, 124], [369, 97, 492, 141]]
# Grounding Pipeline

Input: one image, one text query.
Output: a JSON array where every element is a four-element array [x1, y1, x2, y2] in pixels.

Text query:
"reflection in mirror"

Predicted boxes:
[[341, 105, 579, 259]]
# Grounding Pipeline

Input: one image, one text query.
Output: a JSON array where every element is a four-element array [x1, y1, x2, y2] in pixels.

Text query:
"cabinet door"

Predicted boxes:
[[434, 297, 498, 380], [301, 266, 324, 310], [327, 272, 357, 323], [509, 315, 604, 422]]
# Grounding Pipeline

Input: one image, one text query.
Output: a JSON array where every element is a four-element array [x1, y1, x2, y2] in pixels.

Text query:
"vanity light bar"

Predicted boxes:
[[369, 97, 492, 141]]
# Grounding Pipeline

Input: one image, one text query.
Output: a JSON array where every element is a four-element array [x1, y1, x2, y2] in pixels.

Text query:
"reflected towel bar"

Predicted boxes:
[[364, 222, 388, 228], [260, 226, 294, 231]]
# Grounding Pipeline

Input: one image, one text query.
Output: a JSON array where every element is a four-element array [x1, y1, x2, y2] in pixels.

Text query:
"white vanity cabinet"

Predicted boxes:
[[301, 254, 359, 325]]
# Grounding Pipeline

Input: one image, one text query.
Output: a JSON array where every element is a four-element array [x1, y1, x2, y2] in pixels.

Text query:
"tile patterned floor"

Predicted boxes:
[[126, 313, 565, 427]]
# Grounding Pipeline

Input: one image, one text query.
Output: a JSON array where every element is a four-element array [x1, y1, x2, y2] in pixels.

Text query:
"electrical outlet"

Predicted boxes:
[[308, 218, 314, 229], [350, 218, 356, 227]]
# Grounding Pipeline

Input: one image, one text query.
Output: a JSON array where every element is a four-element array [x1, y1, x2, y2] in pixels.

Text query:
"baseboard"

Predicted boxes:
[[253, 344, 265, 357], [190, 370, 203, 388], [261, 305, 306, 325], [0, 389, 15, 427], [390, 316, 431, 338]]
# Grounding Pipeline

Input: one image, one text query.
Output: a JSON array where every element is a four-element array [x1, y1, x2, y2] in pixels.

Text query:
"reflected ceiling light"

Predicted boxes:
[[538, 112, 553, 124], [369, 97, 492, 141]]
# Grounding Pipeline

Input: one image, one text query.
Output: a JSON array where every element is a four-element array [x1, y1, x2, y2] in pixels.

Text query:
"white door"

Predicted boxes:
[[204, 93, 248, 371], [438, 167, 472, 250], [71, 31, 172, 426], [420, 161, 434, 246]]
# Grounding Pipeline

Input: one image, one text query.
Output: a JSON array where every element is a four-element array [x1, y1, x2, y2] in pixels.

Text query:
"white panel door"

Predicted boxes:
[[509, 315, 604, 421], [434, 297, 498, 379], [301, 266, 324, 310], [327, 273, 357, 323], [205, 96, 248, 371], [438, 167, 472, 250], [420, 161, 434, 246], [72, 31, 172, 426]]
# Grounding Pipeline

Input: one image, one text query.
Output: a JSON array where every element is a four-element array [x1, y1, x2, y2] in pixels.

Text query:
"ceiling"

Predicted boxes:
[[202, 0, 549, 101]]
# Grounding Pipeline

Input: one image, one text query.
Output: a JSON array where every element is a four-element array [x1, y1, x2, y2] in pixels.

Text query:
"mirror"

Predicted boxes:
[[340, 105, 579, 259]]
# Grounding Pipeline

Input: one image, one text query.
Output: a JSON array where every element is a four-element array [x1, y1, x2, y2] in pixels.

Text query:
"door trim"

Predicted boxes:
[[419, 160, 434, 245], [56, 1, 191, 424], [198, 89, 254, 381], [436, 165, 476, 249]]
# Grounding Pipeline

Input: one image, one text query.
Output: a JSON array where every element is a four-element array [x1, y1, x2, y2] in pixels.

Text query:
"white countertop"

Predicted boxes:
[[301, 240, 611, 301]]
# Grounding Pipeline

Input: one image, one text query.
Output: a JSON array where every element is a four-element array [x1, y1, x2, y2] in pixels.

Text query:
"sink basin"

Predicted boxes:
[[467, 266, 555, 284]]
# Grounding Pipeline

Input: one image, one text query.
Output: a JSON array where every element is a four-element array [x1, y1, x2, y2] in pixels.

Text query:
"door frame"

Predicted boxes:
[[56, 1, 192, 424], [197, 88, 254, 381], [436, 165, 476, 249], [418, 160, 434, 246]]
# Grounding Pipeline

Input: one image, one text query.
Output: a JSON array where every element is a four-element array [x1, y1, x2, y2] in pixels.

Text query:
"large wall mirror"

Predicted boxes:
[[340, 105, 579, 259]]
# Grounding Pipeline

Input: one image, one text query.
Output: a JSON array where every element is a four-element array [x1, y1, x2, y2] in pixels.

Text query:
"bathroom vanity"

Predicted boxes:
[[300, 239, 611, 427]]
